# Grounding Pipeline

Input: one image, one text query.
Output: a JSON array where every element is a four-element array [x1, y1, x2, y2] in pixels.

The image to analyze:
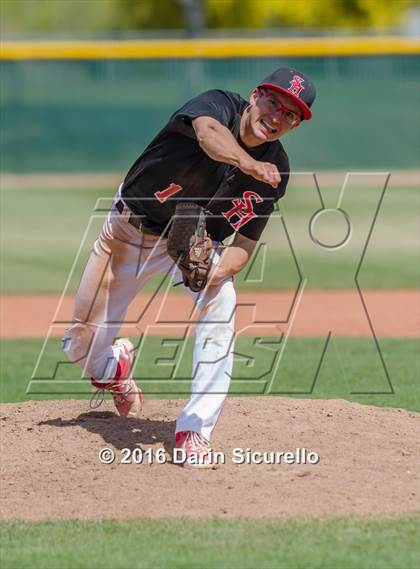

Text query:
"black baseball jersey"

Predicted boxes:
[[121, 89, 290, 242]]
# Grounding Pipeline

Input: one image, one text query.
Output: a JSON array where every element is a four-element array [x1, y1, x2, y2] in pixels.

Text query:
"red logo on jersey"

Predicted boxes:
[[288, 75, 305, 97], [155, 183, 183, 203], [222, 191, 263, 231]]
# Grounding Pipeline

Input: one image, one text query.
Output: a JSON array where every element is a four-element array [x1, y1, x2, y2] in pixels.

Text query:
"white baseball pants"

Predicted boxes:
[[62, 194, 236, 440]]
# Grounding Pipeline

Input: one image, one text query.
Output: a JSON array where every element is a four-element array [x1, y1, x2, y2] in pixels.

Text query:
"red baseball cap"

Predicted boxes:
[[258, 67, 316, 120]]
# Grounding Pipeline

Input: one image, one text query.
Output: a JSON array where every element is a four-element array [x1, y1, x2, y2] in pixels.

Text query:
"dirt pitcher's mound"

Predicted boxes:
[[0, 398, 418, 521]]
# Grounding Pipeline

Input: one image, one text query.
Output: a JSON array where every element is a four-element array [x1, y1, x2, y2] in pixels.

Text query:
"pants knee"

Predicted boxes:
[[219, 280, 237, 313], [61, 322, 94, 365], [209, 280, 236, 320], [198, 281, 236, 339], [62, 322, 121, 381]]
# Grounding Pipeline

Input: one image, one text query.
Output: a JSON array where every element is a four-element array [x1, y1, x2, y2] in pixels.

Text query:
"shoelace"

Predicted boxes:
[[188, 431, 211, 455], [89, 380, 131, 410]]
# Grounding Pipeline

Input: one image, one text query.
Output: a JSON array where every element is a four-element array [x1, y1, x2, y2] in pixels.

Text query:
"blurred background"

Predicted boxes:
[[1, 0, 419, 173], [0, 0, 418, 403], [0, 0, 419, 296]]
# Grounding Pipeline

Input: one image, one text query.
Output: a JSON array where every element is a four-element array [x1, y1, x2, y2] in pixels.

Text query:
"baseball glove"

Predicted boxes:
[[167, 202, 213, 292]]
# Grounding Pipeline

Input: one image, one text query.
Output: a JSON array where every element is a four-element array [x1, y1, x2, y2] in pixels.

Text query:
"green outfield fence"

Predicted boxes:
[[1, 37, 419, 173]]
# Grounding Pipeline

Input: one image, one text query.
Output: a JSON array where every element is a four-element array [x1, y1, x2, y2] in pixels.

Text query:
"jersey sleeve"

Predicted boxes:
[[168, 90, 239, 136]]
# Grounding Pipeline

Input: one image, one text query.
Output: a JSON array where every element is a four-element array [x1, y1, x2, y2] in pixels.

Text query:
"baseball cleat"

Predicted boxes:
[[90, 338, 143, 418], [175, 430, 214, 469]]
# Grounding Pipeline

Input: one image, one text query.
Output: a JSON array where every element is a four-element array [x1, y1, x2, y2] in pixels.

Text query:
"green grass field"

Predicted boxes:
[[1, 336, 418, 569], [1, 337, 419, 412], [1, 184, 418, 292], [1, 516, 419, 569], [1, 183, 419, 569]]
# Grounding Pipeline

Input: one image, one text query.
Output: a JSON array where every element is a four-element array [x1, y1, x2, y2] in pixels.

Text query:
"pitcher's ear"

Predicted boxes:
[[249, 88, 260, 105]]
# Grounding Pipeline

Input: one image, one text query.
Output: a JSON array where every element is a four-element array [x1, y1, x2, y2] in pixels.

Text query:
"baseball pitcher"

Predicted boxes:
[[62, 67, 316, 468]]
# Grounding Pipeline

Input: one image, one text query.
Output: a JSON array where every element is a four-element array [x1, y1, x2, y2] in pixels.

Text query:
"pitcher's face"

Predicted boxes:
[[241, 87, 302, 147]]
